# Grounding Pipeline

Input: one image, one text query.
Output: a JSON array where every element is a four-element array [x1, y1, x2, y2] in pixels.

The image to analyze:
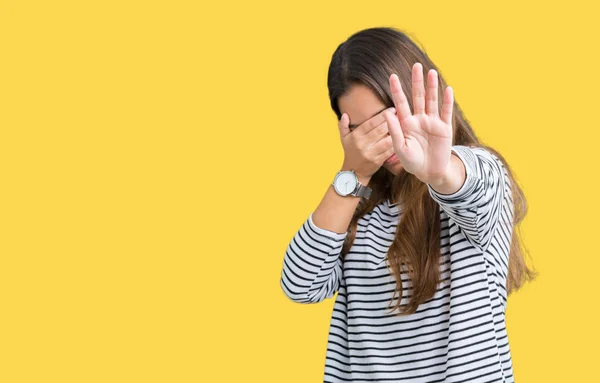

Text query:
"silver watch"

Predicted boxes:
[[332, 170, 372, 199]]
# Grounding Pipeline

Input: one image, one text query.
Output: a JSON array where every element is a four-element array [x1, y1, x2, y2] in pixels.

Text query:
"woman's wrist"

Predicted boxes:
[[339, 165, 371, 186]]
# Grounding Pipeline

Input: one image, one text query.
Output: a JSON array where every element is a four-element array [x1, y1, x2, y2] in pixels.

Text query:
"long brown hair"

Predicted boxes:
[[327, 27, 538, 316]]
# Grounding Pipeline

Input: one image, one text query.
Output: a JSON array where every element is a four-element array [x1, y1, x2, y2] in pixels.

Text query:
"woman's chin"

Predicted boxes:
[[383, 161, 403, 176]]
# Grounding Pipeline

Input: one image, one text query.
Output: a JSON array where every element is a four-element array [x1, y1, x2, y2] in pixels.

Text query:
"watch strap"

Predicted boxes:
[[353, 182, 372, 199]]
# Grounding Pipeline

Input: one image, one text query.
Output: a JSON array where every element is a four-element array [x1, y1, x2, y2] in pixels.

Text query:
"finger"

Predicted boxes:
[[379, 146, 396, 162], [440, 86, 454, 126], [426, 69, 439, 118], [356, 107, 395, 136], [383, 110, 405, 153], [389, 74, 412, 122], [338, 112, 350, 138], [412, 62, 425, 114], [373, 134, 393, 155], [365, 119, 391, 143]]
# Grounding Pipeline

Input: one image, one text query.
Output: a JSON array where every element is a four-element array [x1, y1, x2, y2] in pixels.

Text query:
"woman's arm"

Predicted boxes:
[[427, 145, 513, 253], [280, 210, 348, 304], [280, 168, 369, 304]]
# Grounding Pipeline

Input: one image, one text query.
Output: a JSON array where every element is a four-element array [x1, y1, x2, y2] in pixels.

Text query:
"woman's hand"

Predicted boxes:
[[383, 62, 455, 185], [338, 107, 397, 182]]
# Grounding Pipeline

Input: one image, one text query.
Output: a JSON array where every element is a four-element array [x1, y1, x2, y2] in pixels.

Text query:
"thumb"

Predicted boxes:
[[383, 110, 405, 154], [338, 113, 350, 138]]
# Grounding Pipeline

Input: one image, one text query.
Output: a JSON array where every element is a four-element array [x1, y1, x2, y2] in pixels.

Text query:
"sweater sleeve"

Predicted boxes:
[[280, 211, 348, 304], [427, 145, 513, 253]]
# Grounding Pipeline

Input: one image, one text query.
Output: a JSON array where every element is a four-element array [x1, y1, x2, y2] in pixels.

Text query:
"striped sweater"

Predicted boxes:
[[280, 145, 516, 382]]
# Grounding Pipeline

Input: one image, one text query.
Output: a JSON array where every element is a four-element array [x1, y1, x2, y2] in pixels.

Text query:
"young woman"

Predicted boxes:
[[280, 27, 537, 382]]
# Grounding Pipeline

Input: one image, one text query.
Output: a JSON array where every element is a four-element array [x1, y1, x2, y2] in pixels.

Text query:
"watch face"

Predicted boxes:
[[334, 171, 357, 196]]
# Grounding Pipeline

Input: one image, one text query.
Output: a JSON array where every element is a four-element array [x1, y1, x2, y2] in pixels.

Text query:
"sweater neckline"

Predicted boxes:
[[385, 198, 400, 213]]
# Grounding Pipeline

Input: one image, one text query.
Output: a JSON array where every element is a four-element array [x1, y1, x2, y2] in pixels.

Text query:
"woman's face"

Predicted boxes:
[[338, 83, 404, 176]]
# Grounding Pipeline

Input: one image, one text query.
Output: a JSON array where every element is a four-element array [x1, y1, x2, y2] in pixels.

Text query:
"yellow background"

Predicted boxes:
[[1, 0, 598, 382]]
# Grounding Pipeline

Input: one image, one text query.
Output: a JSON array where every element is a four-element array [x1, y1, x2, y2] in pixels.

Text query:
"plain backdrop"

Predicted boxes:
[[1, 0, 598, 382]]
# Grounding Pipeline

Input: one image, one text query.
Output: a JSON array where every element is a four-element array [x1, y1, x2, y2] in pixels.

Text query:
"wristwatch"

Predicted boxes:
[[332, 170, 372, 199]]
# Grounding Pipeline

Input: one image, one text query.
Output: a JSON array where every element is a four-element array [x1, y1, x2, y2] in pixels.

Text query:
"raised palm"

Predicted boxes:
[[383, 63, 455, 185]]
